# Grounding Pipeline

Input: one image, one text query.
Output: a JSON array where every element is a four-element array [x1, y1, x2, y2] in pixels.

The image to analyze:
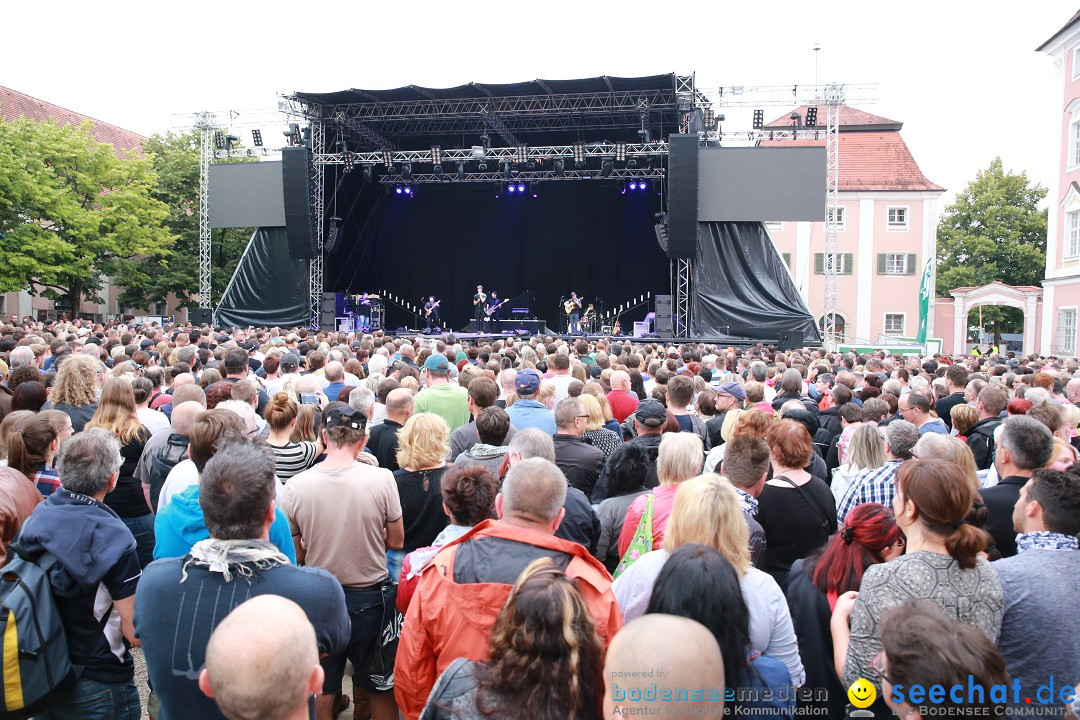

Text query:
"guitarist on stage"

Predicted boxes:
[[424, 295, 442, 331], [485, 290, 503, 324], [564, 292, 582, 334], [473, 285, 487, 329]]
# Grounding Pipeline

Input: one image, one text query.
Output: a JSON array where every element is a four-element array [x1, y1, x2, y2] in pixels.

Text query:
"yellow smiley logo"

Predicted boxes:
[[848, 678, 876, 709]]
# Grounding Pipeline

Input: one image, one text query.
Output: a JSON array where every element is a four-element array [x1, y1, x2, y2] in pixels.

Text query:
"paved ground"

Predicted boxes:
[[132, 648, 356, 719]]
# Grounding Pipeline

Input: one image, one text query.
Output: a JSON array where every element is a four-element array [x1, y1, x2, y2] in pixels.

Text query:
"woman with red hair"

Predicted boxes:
[[784, 503, 904, 718]]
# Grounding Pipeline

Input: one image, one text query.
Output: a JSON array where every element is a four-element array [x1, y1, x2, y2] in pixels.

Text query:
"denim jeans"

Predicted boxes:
[[38, 677, 140, 720], [386, 548, 405, 583], [121, 513, 156, 569]]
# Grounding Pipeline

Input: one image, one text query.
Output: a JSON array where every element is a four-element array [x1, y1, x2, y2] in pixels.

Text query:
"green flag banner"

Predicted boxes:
[[916, 258, 933, 344]]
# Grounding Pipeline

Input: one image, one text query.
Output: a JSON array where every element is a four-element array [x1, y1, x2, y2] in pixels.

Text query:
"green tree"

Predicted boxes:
[[0, 116, 175, 315], [117, 131, 252, 311], [935, 157, 1047, 341]]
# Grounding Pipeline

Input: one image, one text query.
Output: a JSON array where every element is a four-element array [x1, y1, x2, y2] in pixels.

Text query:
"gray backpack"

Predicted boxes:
[[0, 548, 109, 718]]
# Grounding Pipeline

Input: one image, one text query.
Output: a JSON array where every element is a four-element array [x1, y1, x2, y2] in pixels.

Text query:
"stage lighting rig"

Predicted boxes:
[[214, 131, 225, 149], [600, 159, 614, 177], [251, 129, 263, 147], [805, 106, 818, 126], [752, 110, 764, 129]]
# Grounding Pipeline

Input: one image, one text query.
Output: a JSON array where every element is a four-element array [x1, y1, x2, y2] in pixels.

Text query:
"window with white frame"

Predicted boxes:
[[1071, 119, 1080, 169], [827, 206, 846, 230], [1068, 210, 1080, 259], [886, 252, 907, 274], [1059, 308, 1078, 356], [1074, 46, 1080, 80], [887, 207, 908, 229], [884, 313, 905, 335]]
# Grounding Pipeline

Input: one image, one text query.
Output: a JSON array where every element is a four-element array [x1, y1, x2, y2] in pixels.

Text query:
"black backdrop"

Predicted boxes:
[[326, 177, 670, 331]]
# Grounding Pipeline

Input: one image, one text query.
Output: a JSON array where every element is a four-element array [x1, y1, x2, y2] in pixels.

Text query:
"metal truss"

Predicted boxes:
[[296, 141, 670, 167], [674, 259, 692, 337], [479, 109, 521, 146], [822, 84, 845, 350], [308, 119, 326, 330], [377, 167, 666, 185], [195, 112, 216, 311]]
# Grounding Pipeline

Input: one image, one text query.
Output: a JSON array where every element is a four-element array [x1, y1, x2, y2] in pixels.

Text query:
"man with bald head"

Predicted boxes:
[[135, 390, 207, 513], [395, 457, 622, 720], [367, 387, 413, 471], [322, 361, 347, 402], [607, 369, 639, 423], [199, 596, 324, 720], [604, 615, 725, 718]]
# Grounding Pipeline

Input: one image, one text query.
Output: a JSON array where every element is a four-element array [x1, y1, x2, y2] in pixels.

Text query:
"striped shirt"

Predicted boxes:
[[835, 460, 903, 524], [269, 441, 319, 483]]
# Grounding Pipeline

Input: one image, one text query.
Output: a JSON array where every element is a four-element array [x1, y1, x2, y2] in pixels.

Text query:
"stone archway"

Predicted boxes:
[[949, 283, 1041, 355]]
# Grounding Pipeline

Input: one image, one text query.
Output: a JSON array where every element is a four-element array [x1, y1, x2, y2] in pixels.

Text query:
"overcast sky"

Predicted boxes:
[[5, 1, 1076, 206]]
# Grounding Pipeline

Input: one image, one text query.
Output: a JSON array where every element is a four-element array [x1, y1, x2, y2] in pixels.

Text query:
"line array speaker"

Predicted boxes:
[[281, 146, 315, 260]]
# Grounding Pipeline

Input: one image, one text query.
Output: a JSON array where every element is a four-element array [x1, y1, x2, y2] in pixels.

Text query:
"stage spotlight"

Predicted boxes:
[[395, 186, 403, 195], [615, 142, 627, 162], [805, 106, 818, 126], [382, 149, 394, 166], [361, 165, 374, 183], [403, 186, 413, 196], [752, 110, 764, 129], [573, 143, 585, 168], [629, 181, 638, 190], [401, 162, 413, 181], [600, 160, 614, 177], [507, 183, 517, 193], [457, 162, 466, 181], [627, 158, 638, 168], [529, 183, 538, 198], [214, 131, 225, 150], [251, 129, 263, 147], [516, 183, 525, 193], [516, 144, 528, 163], [639, 180, 648, 189], [433, 163, 444, 176], [553, 158, 565, 177], [431, 145, 442, 164], [478, 161, 489, 171]]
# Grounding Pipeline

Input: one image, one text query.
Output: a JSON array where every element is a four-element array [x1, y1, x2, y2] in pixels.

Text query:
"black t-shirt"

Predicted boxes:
[[104, 427, 151, 517], [394, 466, 450, 552], [755, 476, 837, 588]]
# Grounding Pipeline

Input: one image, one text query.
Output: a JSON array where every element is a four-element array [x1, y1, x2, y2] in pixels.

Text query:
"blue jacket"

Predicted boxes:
[[153, 485, 296, 563], [505, 399, 556, 435]]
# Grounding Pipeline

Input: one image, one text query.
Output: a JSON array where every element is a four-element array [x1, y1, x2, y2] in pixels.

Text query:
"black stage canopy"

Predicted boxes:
[[291, 74, 683, 150]]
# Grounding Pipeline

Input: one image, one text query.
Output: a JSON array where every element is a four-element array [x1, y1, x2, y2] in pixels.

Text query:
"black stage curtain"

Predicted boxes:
[[693, 222, 820, 344], [326, 178, 670, 331], [216, 228, 310, 329]]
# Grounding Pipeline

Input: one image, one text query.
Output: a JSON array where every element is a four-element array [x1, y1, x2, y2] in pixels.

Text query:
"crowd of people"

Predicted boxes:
[[0, 315, 1078, 720]]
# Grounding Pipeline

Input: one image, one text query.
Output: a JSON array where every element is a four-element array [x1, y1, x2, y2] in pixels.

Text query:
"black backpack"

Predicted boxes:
[[147, 434, 191, 513]]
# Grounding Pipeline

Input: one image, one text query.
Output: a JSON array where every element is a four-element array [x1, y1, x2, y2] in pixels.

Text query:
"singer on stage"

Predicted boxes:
[[424, 295, 442, 330], [473, 285, 487, 328]]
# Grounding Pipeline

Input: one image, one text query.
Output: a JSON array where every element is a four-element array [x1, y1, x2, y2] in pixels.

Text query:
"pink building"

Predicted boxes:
[[0, 87, 190, 323], [1038, 12, 1080, 356], [761, 106, 944, 344]]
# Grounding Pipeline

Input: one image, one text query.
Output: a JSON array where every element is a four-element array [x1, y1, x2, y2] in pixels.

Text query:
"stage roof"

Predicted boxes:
[[289, 73, 685, 151]]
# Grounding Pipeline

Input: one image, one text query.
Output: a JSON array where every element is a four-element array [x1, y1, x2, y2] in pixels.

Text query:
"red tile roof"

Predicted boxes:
[[765, 104, 902, 131], [760, 104, 943, 192], [0, 86, 145, 155]]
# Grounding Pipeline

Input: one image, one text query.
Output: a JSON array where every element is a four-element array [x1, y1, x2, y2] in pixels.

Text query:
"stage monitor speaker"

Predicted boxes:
[[666, 134, 700, 260], [282, 146, 315, 260], [654, 294, 673, 336], [777, 330, 799, 350], [190, 307, 212, 326]]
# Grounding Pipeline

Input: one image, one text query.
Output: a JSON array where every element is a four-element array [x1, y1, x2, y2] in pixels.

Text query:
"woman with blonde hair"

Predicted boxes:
[[392, 412, 452, 580], [43, 353, 101, 432], [830, 423, 886, 505], [1047, 435, 1078, 471], [617, 432, 703, 560], [582, 382, 622, 435], [613, 473, 805, 686], [579, 393, 620, 457], [86, 377, 154, 567]]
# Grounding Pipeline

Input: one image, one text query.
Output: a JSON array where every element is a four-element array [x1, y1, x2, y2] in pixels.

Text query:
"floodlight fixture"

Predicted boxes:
[[752, 110, 764, 129], [251, 129, 263, 147]]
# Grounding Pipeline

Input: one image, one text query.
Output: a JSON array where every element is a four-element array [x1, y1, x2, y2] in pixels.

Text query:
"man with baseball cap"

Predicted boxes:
[[413, 353, 470, 430], [591, 398, 667, 503], [504, 368, 556, 435], [706, 381, 745, 449]]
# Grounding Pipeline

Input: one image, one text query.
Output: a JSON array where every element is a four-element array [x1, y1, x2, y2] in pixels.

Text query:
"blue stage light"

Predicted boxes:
[[516, 183, 525, 193], [507, 184, 516, 193], [395, 187, 403, 195], [403, 186, 413, 195], [639, 180, 648, 189], [629, 181, 638, 190]]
